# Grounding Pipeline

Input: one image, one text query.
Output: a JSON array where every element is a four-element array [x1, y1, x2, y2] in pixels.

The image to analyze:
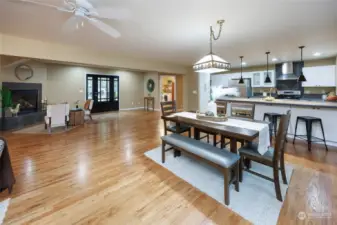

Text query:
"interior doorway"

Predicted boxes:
[[160, 75, 176, 102]]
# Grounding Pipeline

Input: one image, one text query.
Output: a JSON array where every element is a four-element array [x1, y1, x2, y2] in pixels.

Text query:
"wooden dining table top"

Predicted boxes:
[[161, 113, 271, 143]]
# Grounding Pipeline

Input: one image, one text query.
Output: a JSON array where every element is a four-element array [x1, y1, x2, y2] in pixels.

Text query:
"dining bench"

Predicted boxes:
[[161, 133, 240, 205]]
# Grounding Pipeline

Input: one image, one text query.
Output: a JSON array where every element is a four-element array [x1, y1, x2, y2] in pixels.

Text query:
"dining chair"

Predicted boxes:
[[84, 99, 94, 120], [238, 110, 291, 202], [160, 101, 191, 137]]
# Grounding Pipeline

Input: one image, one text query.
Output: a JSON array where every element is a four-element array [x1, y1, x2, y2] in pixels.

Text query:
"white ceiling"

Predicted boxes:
[[0, 0, 336, 68]]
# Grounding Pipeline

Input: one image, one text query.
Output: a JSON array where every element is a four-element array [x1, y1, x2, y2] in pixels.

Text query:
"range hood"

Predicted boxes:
[[277, 62, 299, 80]]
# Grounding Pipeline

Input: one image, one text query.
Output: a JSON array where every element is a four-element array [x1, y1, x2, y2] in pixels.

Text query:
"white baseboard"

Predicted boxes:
[[120, 107, 143, 111]]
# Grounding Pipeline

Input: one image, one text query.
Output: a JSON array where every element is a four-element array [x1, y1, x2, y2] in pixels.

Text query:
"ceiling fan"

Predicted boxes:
[[11, 0, 131, 38]]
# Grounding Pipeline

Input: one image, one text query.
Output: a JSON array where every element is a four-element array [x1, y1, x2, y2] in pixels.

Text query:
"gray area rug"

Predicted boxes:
[[145, 146, 294, 225]]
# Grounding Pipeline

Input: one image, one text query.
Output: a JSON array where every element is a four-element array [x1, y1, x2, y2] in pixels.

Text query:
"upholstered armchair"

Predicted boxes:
[[84, 100, 94, 120], [44, 104, 70, 133]]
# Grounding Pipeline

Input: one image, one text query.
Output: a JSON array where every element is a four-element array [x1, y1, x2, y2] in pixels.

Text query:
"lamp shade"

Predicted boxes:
[[298, 73, 307, 82], [193, 54, 231, 73]]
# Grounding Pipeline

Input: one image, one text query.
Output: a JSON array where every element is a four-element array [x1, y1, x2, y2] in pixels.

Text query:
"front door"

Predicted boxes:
[[86, 75, 119, 113]]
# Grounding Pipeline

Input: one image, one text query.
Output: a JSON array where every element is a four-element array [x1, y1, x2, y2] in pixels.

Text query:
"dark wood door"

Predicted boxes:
[[86, 75, 119, 113]]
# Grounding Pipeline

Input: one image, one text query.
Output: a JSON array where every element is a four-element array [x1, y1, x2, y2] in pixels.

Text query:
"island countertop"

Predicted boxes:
[[216, 96, 337, 109]]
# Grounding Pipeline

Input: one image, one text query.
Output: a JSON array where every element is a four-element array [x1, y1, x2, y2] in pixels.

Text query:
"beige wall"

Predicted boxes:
[[46, 64, 145, 109], [0, 34, 187, 75], [0, 58, 48, 97], [144, 72, 159, 110], [186, 69, 198, 111]]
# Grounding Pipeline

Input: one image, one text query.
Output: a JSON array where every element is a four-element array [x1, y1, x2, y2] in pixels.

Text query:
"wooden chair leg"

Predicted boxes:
[[280, 155, 287, 185], [224, 169, 230, 205], [273, 165, 283, 202], [188, 129, 191, 138], [213, 135, 217, 147], [162, 141, 165, 163], [221, 135, 224, 149], [235, 163, 240, 192], [239, 156, 243, 182], [207, 134, 210, 143], [8, 185, 13, 194]]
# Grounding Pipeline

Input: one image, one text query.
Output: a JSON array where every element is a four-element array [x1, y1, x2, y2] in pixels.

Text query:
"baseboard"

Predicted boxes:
[[120, 107, 143, 111]]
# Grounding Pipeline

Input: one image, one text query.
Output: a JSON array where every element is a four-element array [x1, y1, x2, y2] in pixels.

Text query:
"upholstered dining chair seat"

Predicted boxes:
[[238, 142, 275, 165], [162, 134, 240, 168], [166, 124, 191, 133]]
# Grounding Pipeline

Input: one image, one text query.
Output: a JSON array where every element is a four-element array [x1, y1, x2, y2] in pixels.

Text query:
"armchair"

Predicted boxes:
[[44, 104, 70, 133]]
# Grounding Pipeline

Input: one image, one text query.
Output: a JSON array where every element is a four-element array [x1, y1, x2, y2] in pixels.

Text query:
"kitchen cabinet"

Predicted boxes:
[[252, 72, 261, 87], [251, 71, 275, 87], [302, 65, 336, 87]]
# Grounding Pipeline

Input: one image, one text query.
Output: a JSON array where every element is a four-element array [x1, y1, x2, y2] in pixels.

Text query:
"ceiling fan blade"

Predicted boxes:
[[12, 0, 75, 12], [88, 7, 131, 20], [62, 16, 81, 33], [87, 18, 121, 38]]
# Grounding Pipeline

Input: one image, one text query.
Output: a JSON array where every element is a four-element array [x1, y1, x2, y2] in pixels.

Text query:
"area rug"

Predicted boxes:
[[145, 147, 294, 225], [13, 124, 79, 134], [0, 198, 10, 224]]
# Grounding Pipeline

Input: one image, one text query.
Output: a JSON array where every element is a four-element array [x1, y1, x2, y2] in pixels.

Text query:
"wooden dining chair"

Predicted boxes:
[[160, 101, 191, 137], [238, 110, 291, 202]]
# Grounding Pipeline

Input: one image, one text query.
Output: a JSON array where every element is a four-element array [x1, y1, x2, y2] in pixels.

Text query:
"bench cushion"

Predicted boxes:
[[161, 134, 240, 168]]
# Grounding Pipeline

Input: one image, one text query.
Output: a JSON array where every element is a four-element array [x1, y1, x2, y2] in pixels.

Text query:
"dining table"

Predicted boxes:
[[161, 112, 272, 160]]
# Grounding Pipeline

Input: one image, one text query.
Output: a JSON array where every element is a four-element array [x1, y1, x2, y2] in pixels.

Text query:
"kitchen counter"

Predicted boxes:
[[216, 96, 337, 109], [216, 96, 337, 146]]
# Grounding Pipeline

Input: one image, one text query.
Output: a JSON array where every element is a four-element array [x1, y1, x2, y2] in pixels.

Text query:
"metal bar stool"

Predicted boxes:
[[263, 113, 283, 137], [292, 116, 328, 151]]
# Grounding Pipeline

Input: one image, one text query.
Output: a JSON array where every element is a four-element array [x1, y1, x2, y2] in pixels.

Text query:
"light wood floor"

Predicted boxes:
[[0, 111, 336, 225]]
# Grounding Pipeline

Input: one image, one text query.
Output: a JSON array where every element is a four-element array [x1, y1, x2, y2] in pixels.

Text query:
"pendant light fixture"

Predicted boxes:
[[264, 51, 272, 83], [193, 20, 231, 73], [298, 46, 307, 82], [239, 56, 244, 84]]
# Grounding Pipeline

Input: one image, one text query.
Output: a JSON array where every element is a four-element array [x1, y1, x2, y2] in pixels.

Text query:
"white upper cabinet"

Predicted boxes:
[[302, 65, 336, 87], [251, 70, 275, 87], [211, 74, 230, 87]]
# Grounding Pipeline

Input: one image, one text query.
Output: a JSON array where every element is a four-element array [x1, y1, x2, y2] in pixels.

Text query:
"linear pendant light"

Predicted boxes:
[[239, 56, 244, 84], [298, 46, 307, 82], [193, 20, 231, 73], [264, 51, 272, 83]]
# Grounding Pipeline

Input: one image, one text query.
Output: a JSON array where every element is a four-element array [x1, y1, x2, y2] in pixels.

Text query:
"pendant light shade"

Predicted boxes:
[[193, 20, 231, 73], [238, 56, 244, 84], [193, 54, 231, 73], [264, 51, 272, 83], [298, 46, 307, 82]]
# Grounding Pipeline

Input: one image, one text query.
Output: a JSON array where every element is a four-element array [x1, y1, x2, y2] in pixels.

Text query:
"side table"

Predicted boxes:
[[69, 110, 84, 126], [144, 97, 155, 111]]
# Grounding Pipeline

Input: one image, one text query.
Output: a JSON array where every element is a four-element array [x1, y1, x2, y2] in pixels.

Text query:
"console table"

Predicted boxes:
[[144, 97, 155, 111]]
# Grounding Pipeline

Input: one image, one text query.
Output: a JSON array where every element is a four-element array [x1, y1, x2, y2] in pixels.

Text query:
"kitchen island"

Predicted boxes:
[[216, 96, 337, 147]]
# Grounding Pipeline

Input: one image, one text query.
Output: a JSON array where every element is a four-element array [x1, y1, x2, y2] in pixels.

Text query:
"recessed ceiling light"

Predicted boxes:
[[272, 58, 278, 62], [313, 52, 321, 56], [241, 62, 247, 66]]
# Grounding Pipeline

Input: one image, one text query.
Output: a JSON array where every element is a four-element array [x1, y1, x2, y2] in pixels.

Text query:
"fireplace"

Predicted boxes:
[[12, 90, 38, 114], [2, 82, 42, 115]]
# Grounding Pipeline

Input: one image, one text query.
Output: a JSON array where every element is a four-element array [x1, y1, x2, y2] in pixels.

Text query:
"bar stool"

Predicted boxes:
[[292, 116, 328, 151], [263, 112, 283, 137]]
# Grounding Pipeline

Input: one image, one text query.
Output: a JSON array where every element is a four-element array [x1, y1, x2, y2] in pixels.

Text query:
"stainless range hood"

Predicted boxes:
[[277, 62, 299, 80]]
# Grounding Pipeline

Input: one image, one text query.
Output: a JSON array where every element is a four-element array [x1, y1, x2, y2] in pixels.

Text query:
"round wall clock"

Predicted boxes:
[[15, 64, 34, 81], [147, 79, 155, 93]]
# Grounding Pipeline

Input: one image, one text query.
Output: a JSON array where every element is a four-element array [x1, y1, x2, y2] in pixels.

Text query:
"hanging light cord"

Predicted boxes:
[[209, 20, 225, 54], [240, 56, 243, 76]]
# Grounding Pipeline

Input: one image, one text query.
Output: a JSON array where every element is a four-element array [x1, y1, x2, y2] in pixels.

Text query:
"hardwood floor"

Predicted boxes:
[[0, 111, 336, 225]]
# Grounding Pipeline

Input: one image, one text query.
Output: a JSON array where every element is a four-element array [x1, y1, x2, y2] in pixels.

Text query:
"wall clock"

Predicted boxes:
[[147, 79, 155, 93], [15, 64, 34, 81]]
